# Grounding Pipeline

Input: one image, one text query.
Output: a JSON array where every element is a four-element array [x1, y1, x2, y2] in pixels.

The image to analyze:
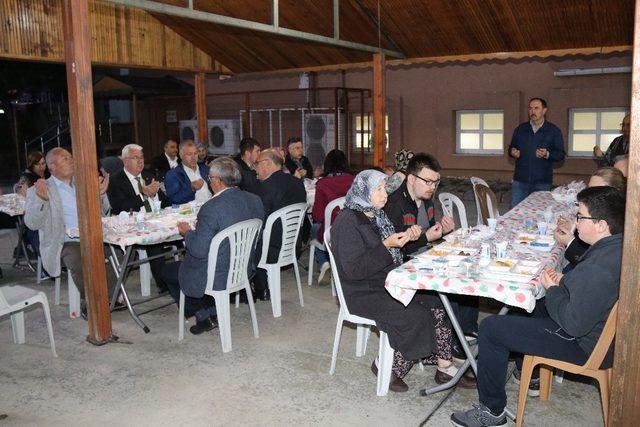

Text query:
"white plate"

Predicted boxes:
[[487, 258, 518, 272]]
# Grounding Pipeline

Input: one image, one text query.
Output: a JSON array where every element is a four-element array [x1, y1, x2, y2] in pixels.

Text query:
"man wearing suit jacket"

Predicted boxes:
[[164, 140, 211, 205], [252, 149, 307, 301], [233, 137, 261, 194], [24, 147, 117, 314], [150, 138, 180, 181], [107, 144, 172, 292], [284, 136, 314, 179], [162, 157, 264, 335]]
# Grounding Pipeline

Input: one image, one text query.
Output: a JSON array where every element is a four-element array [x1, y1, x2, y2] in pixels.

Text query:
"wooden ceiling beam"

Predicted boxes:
[[100, 0, 405, 58], [231, 45, 633, 77]]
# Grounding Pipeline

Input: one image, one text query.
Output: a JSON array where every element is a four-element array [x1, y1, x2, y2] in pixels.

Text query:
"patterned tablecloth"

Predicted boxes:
[[385, 191, 577, 312], [102, 208, 197, 250], [0, 193, 25, 217]]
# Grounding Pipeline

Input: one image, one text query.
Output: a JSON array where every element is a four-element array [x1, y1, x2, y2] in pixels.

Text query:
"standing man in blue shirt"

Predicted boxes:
[[508, 98, 565, 208]]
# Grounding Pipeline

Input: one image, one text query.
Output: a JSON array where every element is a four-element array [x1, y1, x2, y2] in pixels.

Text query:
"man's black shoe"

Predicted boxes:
[[189, 317, 218, 335], [237, 290, 256, 304], [452, 344, 467, 362], [256, 288, 270, 301], [112, 302, 128, 312]]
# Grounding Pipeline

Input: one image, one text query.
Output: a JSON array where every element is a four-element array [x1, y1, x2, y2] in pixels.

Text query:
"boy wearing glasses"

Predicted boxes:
[[451, 186, 625, 427], [384, 152, 453, 257]]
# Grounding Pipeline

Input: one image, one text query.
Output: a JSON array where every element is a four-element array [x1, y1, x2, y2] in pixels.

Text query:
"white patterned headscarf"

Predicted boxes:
[[345, 170, 403, 264]]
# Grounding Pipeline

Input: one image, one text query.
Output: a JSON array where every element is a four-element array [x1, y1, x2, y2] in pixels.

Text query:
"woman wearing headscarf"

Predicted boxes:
[[330, 170, 473, 392]]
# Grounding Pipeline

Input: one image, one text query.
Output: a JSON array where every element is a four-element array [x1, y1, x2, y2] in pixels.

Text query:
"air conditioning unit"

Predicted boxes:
[[302, 113, 344, 168], [178, 119, 241, 156]]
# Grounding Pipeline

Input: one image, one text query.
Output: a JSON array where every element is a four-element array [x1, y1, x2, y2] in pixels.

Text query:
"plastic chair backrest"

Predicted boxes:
[[205, 218, 263, 295], [438, 192, 469, 229], [475, 184, 499, 225], [323, 229, 353, 317], [584, 302, 619, 371], [470, 176, 489, 225], [0, 287, 9, 309], [323, 197, 346, 236], [259, 203, 307, 266], [470, 176, 489, 189]]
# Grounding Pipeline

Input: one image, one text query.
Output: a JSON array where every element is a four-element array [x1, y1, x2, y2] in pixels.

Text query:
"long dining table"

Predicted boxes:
[[102, 206, 198, 332], [384, 189, 579, 419], [0, 193, 36, 274]]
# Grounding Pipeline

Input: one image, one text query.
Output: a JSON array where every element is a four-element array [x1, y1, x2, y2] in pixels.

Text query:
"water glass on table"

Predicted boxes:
[[495, 241, 508, 259], [537, 221, 548, 235]]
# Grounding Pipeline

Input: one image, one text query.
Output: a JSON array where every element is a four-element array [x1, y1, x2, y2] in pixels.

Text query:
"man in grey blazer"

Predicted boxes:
[[162, 157, 264, 335], [24, 147, 117, 312]]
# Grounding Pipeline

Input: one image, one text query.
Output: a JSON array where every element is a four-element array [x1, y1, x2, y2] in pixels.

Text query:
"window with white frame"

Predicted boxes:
[[352, 113, 389, 151], [456, 110, 504, 155], [568, 108, 628, 157]]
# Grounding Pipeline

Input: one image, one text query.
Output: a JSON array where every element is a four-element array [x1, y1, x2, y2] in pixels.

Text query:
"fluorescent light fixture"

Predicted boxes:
[[0, 109, 4, 114], [554, 66, 631, 77]]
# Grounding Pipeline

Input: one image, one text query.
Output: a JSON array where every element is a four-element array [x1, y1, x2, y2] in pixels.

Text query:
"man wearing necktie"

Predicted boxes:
[[107, 144, 171, 292]]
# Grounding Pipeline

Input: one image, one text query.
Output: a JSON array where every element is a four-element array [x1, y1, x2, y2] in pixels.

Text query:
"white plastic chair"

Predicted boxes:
[[0, 285, 57, 357], [470, 176, 489, 226], [475, 184, 500, 225], [438, 192, 469, 229], [178, 218, 263, 353], [325, 230, 394, 397], [37, 256, 81, 318], [259, 203, 307, 318], [308, 196, 346, 295], [136, 249, 152, 297]]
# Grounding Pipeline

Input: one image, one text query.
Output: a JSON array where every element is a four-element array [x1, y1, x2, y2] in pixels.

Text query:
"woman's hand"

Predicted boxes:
[[406, 225, 422, 241], [383, 232, 411, 249]]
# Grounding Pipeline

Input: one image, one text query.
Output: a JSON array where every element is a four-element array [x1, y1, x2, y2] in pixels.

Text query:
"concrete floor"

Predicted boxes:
[[0, 189, 605, 426]]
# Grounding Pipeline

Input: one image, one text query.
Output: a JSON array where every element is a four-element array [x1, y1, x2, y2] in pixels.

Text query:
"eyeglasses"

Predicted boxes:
[[411, 173, 440, 187], [576, 213, 599, 222], [125, 156, 144, 161]]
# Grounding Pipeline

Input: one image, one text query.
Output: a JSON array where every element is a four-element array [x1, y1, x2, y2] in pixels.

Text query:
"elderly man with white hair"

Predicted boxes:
[[24, 147, 119, 318], [165, 140, 211, 205], [107, 143, 171, 293], [162, 157, 264, 335]]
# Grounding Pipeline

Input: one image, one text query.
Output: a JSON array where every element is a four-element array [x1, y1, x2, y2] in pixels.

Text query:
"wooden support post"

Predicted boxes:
[[132, 92, 139, 145], [345, 89, 350, 164], [195, 72, 208, 145], [62, 0, 112, 343], [609, 1, 640, 423], [372, 53, 386, 168], [243, 93, 251, 138], [334, 88, 339, 150], [360, 92, 364, 169]]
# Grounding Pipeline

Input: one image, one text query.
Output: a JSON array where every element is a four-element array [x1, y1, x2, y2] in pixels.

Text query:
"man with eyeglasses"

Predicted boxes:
[[385, 153, 454, 257], [252, 149, 307, 301], [452, 186, 625, 426], [107, 144, 171, 293], [161, 158, 264, 334], [385, 152, 478, 366]]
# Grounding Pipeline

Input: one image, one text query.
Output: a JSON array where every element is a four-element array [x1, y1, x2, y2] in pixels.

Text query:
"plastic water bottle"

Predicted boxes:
[[135, 211, 146, 231]]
